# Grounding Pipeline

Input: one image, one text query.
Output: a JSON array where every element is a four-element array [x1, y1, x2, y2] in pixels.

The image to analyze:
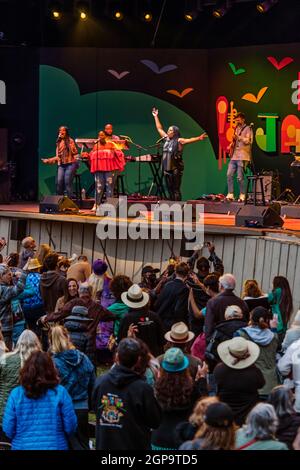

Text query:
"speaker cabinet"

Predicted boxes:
[[236, 205, 283, 228], [10, 219, 27, 241], [39, 195, 79, 214]]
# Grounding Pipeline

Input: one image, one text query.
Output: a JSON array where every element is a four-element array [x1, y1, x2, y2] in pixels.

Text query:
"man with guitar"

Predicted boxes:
[[226, 112, 253, 202]]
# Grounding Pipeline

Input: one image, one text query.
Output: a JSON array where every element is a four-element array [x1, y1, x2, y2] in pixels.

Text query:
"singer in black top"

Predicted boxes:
[[42, 126, 78, 198], [152, 108, 207, 200]]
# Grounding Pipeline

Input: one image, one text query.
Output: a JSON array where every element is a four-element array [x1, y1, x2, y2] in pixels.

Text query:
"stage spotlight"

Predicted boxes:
[[76, 1, 90, 21], [49, 1, 63, 20], [213, 0, 233, 18], [256, 0, 278, 13], [184, 0, 202, 21], [142, 11, 153, 22], [113, 10, 124, 20]]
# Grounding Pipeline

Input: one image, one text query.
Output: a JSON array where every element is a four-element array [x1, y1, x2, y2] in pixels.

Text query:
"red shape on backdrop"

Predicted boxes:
[[281, 114, 300, 154], [267, 56, 294, 71]]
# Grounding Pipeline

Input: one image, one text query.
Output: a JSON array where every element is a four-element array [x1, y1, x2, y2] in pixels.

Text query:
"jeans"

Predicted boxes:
[[94, 171, 116, 206], [227, 159, 245, 194], [56, 162, 78, 198]]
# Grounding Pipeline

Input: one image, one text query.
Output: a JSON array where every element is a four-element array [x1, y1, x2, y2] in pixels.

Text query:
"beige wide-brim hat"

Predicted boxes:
[[27, 258, 43, 271], [121, 284, 150, 309], [165, 322, 195, 344], [217, 337, 260, 370]]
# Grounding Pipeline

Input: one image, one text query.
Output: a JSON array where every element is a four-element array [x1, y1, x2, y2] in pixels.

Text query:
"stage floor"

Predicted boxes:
[[1, 202, 300, 236]]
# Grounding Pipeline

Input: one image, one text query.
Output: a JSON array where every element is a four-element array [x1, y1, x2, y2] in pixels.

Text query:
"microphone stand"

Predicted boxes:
[[128, 140, 148, 196]]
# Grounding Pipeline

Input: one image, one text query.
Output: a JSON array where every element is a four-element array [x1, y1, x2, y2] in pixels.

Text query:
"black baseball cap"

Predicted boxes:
[[204, 402, 234, 428], [141, 265, 160, 275]]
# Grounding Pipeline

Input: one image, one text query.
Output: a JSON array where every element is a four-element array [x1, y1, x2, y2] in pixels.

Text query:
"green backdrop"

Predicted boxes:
[[39, 65, 227, 200]]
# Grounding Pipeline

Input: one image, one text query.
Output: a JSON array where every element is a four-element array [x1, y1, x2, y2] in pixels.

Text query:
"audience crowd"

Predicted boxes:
[[0, 237, 300, 451]]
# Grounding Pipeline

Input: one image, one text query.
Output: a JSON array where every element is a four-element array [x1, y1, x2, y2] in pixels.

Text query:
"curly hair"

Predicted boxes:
[[195, 422, 236, 450], [242, 280, 263, 299], [189, 396, 219, 427], [20, 351, 59, 399], [110, 275, 133, 300], [155, 368, 194, 410]]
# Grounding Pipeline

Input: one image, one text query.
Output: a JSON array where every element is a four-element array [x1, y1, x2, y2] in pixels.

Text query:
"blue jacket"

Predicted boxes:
[[3, 385, 77, 450], [22, 272, 44, 310], [53, 349, 95, 408]]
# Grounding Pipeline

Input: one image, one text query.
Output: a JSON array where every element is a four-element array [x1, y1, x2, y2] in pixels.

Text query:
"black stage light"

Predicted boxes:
[[213, 0, 233, 18], [257, 0, 279, 13]]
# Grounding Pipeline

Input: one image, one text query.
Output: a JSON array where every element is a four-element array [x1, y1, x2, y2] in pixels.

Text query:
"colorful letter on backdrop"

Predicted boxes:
[[255, 113, 279, 152], [216, 96, 237, 169], [281, 114, 300, 154]]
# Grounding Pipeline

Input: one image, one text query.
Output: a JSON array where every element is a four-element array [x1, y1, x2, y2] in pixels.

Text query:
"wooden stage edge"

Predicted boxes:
[[2, 203, 300, 308], [1, 203, 300, 239]]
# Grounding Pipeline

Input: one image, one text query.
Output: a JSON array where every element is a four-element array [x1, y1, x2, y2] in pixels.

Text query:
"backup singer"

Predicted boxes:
[[226, 112, 254, 202], [41, 126, 79, 198], [83, 130, 125, 211], [152, 108, 207, 201]]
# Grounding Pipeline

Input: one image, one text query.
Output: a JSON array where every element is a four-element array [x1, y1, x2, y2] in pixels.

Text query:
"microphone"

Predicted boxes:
[[156, 136, 166, 144]]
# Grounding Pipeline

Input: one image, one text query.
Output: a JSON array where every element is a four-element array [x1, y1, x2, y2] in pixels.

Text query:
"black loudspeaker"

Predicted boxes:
[[39, 195, 79, 214], [236, 205, 284, 228], [10, 219, 27, 241]]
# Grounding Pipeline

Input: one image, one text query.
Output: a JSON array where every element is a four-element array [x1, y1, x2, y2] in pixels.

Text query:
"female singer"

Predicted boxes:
[[41, 126, 78, 198], [83, 130, 125, 211], [152, 108, 207, 201]]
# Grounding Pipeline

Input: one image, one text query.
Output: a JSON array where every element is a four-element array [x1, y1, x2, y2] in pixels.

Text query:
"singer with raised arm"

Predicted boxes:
[[82, 130, 126, 211], [152, 108, 207, 200], [41, 126, 79, 198], [226, 112, 254, 202]]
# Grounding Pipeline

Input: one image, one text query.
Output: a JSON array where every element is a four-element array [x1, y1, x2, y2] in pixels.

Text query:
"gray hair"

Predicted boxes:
[[219, 273, 236, 290], [14, 329, 42, 366], [79, 282, 92, 295], [244, 403, 278, 439], [22, 236, 34, 248], [225, 305, 243, 320]]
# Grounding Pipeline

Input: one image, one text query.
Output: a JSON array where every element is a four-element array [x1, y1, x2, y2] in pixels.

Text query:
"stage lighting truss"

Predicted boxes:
[[213, 0, 233, 18], [256, 0, 279, 14]]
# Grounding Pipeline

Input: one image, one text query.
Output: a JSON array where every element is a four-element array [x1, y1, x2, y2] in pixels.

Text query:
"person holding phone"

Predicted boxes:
[[152, 108, 208, 201]]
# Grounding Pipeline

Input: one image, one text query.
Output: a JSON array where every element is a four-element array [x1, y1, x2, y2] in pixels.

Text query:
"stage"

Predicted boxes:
[[1, 201, 300, 310]]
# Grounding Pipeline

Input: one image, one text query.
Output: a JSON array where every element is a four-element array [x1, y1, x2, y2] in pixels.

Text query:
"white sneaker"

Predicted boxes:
[[239, 193, 245, 202], [226, 193, 234, 201]]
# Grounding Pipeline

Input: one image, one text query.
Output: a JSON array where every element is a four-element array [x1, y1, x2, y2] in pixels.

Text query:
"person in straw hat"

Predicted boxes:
[[118, 284, 165, 357], [157, 322, 203, 380], [213, 337, 265, 425]]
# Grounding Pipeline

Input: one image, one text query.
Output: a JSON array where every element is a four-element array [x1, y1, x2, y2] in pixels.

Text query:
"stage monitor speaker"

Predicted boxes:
[[236, 205, 284, 228], [39, 195, 79, 214], [10, 219, 27, 241]]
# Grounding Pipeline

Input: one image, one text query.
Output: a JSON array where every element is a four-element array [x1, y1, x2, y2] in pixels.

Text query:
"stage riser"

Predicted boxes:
[[281, 205, 300, 219], [1, 214, 300, 317], [187, 200, 243, 215]]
